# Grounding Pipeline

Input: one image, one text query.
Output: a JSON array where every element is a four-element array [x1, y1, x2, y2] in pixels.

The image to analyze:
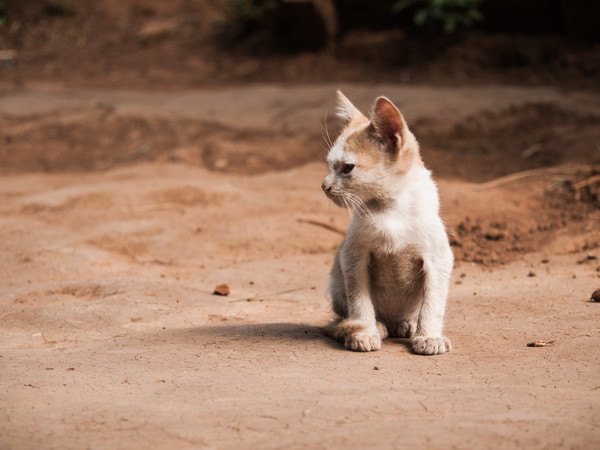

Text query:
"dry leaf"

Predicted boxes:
[[527, 340, 555, 347]]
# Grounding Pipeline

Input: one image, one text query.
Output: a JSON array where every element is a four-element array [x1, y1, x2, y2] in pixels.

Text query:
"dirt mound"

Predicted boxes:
[[0, 109, 321, 174], [0, 109, 182, 172], [2, 102, 599, 182], [418, 103, 600, 182], [442, 165, 599, 264]]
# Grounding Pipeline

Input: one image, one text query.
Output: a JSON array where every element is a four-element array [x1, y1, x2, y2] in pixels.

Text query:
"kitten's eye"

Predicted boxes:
[[342, 163, 355, 175]]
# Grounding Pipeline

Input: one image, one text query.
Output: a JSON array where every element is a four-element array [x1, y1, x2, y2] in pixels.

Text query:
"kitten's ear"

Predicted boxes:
[[370, 96, 407, 154], [336, 90, 366, 127]]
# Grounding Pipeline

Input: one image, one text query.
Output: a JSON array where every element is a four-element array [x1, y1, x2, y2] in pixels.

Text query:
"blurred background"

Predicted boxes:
[[1, 0, 600, 171], [1, 0, 600, 87], [1, 0, 599, 178]]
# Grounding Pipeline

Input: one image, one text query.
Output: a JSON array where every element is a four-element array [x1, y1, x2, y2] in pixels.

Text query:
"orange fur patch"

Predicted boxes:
[[323, 319, 366, 341]]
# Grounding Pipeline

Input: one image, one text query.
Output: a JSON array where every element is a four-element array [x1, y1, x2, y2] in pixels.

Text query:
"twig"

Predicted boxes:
[[574, 174, 600, 190], [520, 143, 541, 159], [229, 286, 309, 303], [475, 164, 595, 190]]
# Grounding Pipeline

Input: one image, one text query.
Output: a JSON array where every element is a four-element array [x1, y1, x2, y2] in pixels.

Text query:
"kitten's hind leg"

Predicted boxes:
[[323, 319, 387, 351], [376, 321, 389, 340]]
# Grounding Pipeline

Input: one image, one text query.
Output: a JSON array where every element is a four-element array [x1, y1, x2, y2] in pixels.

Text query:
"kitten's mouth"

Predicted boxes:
[[324, 191, 348, 208]]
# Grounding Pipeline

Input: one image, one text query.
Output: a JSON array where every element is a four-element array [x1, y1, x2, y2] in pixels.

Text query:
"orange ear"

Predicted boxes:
[[370, 96, 407, 152]]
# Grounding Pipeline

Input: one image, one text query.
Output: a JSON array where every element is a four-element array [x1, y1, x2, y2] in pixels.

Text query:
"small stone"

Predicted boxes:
[[213, 284, 230, 296], [484, 230, 504, 241], [373, 366, 379, 370], [591, 289, 600, 302], [528, 271, 536, 277], [577, 254, 597, 264]]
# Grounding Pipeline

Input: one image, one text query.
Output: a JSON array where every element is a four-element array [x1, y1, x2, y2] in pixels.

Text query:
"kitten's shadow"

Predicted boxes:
[[133, 322, 413, 352], [149, 322, 343, 350]]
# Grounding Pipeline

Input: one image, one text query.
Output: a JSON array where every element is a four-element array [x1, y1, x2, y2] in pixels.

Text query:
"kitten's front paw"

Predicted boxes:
[[345, 332, 382, 352], [411, 336, 451, 355]]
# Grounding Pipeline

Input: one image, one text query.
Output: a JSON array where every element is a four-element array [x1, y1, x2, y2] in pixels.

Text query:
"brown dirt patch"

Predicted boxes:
[[0, 108, 321, 175], [418, 103, 600, 182]]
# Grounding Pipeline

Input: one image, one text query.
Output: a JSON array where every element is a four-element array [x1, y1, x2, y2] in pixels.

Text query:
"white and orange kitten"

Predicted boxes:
[[323, 91, 453, 355]]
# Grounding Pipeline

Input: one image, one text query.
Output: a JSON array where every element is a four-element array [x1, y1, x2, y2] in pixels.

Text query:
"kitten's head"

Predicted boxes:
[[322, 91, 422, 211]]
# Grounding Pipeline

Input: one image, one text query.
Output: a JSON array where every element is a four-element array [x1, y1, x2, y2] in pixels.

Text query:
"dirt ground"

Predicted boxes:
[[0, 81, 599, 449], [2, 2, 599, 448]]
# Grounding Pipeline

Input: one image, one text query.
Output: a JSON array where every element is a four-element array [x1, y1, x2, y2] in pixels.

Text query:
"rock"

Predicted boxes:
[[591, 289, 600, 302], [484, 230, 505, 241], [577, 254, 597, 264], [213, 284, 230, 296]]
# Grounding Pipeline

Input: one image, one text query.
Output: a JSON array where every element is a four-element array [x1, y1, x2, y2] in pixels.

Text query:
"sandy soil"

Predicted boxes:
[[1, 83, 599, 449]]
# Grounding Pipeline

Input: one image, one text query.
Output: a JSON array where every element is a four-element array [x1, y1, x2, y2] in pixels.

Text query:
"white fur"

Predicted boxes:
[[324, 93, 453, 355]]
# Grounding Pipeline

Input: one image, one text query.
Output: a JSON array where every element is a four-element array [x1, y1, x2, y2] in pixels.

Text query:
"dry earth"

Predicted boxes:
[[1, 83, 599, 449]]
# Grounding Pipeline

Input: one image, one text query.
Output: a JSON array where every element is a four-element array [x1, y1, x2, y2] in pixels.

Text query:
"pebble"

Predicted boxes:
[[213, 284, 230, 296]]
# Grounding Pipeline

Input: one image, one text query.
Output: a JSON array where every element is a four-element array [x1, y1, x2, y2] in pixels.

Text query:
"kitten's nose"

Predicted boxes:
[[321, 181, 332, 193]]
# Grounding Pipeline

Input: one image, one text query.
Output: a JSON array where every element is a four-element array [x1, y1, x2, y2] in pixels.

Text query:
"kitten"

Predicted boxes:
[[322, 91, 453, 355]]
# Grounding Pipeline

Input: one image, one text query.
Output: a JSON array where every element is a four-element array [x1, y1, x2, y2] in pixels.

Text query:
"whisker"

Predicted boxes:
[[321, 130, 331, 148], [347, 193, 373, 221], [346, 194, 364, 218], [323, 112, 334, 148]]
